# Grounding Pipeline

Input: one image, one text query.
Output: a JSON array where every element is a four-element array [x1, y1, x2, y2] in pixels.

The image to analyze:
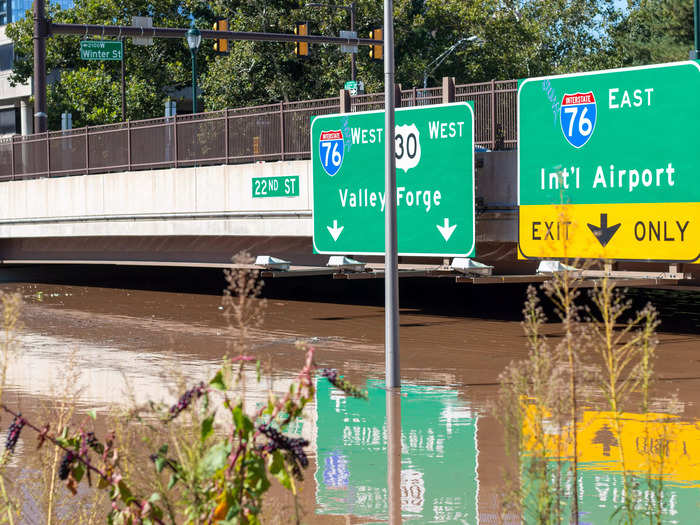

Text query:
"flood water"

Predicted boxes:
[[1, 268, 699, 524]]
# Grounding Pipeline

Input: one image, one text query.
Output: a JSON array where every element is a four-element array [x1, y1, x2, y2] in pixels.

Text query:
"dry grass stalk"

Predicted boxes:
[[583, 277, 659, 524], [498, 266, 666, 525]]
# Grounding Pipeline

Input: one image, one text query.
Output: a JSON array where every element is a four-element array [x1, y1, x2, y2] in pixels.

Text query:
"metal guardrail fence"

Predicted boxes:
[[0, 79, 517, 180]]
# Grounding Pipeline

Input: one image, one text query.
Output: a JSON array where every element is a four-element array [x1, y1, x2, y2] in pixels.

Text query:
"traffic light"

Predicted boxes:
[[294, 22, 309, 57], [369, 28, 383, 61], [213, 19, 228, 53]]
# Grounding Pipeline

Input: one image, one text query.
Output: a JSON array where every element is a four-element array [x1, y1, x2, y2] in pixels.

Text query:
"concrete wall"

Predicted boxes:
[[0, 153, 519, 241], [0, 160, 313, 238]]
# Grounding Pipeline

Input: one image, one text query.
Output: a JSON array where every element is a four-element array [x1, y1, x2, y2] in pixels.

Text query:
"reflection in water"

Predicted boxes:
[[523, 406, 700, 524], [315, 379, 479, 523]]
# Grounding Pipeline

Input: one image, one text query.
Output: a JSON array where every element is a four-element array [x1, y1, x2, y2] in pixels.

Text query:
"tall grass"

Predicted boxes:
[[498, 271, 664, 524]]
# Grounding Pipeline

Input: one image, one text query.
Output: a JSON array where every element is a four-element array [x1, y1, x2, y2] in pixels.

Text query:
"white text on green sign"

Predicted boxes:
[[252, 176, 299, 198], [311, 103, 475, 257], [80, 40, 123, 61], [518, 61, 700, 262]]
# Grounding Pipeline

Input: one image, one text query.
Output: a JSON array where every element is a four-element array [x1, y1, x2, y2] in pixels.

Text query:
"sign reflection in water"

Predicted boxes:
[[523, 406, 700, 524], [314, 379, 479, 523]]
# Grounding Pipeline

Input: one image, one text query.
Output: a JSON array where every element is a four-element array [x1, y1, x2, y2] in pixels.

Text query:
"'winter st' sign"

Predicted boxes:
[[518, 61, 700, 263], [311, 103, 475, 257]]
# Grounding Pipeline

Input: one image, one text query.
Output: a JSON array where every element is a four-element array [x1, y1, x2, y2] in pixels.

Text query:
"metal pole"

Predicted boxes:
[[126, 120, 131, 170], [386, 388, 402, 524], [10, 136, 14, 180], [191, 49, 197, 114], [350, 2, 356, 81], [695, 0, 700, 58], [384, 0, 399, 389], [279, 101, 285, 160], [33, 0, 48, 133], [121, 37, 126, 121]]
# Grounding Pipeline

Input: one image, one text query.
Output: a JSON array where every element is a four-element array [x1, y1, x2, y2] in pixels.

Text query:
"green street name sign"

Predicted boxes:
[[80, 40, 123, 61], [311, 103, 475, 256], [251, 175, 299, 198], [518, 61, 700, 262]]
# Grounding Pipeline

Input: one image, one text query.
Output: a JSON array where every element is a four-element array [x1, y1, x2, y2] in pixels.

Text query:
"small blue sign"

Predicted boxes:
[[319, 130, 344, 176], [560, 92, 597, 148]]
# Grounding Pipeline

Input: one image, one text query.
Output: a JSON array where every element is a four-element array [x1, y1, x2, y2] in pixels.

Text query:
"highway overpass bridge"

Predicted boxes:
[[0, 152, 520, 270], [0, 78, 694, 286], [0, 151, 693, 288]]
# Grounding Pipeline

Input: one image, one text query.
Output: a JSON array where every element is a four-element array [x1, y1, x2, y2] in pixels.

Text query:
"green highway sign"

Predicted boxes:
[[518, 61, 700, 262], [80, 40, 123, 61], [251, 175, 299, 198], [311, 103, 475, 256]]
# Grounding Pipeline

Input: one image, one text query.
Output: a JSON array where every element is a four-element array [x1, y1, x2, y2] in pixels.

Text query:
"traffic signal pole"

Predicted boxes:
[[33, 0, 48, 133]]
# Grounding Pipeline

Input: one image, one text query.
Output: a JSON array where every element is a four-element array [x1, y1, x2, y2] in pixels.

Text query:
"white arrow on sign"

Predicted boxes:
[[436, 218, 457, 242], [327, 220, 344, 241]]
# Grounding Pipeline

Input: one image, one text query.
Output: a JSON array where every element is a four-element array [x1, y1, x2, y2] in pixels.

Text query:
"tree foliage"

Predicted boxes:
[[6, 0, 697, 127], [611, 0, 694, 67], [6, 0, 217, 128]]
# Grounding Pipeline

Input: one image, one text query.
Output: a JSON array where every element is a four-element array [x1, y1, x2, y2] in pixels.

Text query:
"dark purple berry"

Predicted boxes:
[[58, 451, 75, 480], [4, 415, 25, 453], [167, 382, 207, 421]]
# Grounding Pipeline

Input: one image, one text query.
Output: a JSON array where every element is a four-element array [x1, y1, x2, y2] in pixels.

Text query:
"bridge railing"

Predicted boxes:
[[0, 79, 517, 180]]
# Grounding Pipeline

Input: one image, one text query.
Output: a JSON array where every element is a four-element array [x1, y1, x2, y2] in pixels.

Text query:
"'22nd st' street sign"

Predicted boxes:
[[311, 103, 475, 256], [518, 61, 700, 263]]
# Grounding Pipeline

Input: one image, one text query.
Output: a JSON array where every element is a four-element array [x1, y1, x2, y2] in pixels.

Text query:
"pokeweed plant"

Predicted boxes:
[[0, 345, 367, 525], [0, 254, 368, 525]]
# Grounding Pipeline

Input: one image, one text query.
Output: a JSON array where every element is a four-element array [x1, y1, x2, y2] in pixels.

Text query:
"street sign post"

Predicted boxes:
[[80, 40, 123, 61], [311, 102, 475, 257], [518, 61, 700, 263]]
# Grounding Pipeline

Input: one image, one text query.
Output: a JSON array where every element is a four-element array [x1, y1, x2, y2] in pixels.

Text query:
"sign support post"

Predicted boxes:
[[383, 0, 399, 389], [121, 37, 126, 121]]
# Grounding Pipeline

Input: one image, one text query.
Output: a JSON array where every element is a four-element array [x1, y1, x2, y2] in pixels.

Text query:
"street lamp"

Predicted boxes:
[[422, 35, 481, 91], [186, 27, 202, 114], [305, 2, 356, 81]]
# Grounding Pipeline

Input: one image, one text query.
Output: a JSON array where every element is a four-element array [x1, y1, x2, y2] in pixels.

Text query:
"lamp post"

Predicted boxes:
[[305, 2, 356, 81], [422, 35, 480, 91], [186, 27, 202, 114]]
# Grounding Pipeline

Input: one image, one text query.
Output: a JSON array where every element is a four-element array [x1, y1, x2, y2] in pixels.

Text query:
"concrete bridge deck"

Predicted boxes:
[[0, 151, 694, 286]]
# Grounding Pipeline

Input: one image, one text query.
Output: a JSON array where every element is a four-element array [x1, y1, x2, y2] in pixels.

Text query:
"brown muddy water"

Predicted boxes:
[[1, 266, 699, 524]]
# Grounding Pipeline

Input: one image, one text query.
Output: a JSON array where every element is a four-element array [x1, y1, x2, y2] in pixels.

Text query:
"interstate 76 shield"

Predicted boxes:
[[559, 92, 597, 148], [318, 130, 344, 176]]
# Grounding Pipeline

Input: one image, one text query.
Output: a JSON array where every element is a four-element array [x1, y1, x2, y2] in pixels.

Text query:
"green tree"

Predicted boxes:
[[611, 0, 694, 66], [46, 65, 160, 128], [9, 0, 626, 124], [201, 0, 623, 111], [6, 0, 216, 129]]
